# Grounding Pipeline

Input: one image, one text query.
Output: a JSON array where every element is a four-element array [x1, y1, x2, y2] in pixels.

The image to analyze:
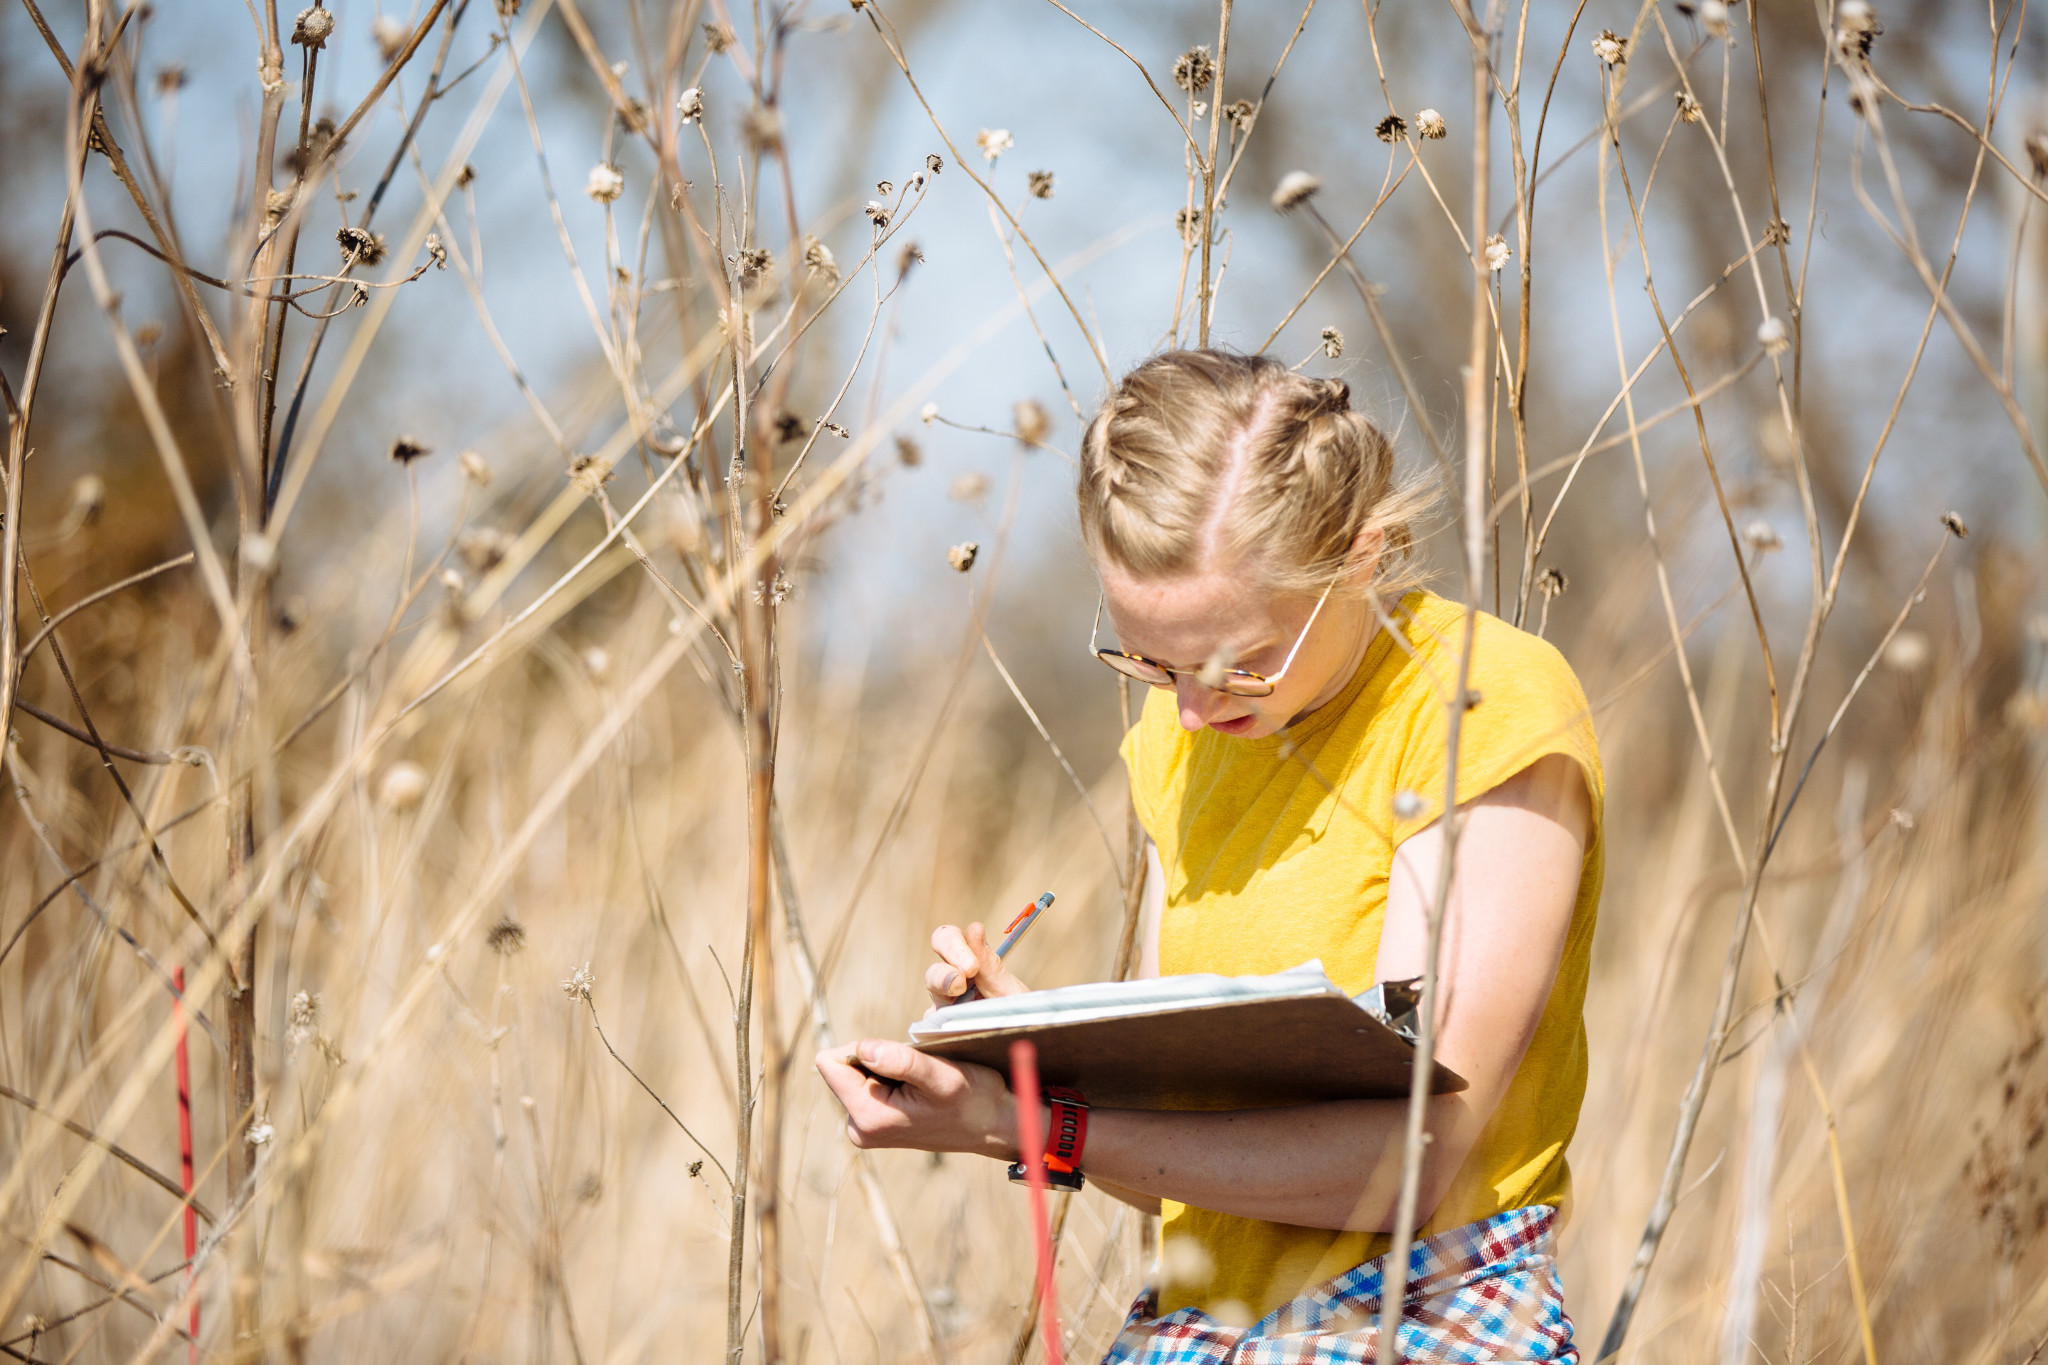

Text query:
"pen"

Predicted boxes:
[[959, 891, 1056, 1003]]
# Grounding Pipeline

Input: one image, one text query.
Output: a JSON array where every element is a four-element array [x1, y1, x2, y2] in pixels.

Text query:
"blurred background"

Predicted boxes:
[[3, 0, 2048, 1360]]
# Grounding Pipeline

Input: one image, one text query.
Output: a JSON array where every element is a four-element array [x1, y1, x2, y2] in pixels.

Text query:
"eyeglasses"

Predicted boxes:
[[1089, 581, 1334, 698]]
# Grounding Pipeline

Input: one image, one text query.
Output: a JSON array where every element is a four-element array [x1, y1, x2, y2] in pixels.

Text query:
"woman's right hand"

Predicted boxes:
[[924, 921, 1029, 1011]]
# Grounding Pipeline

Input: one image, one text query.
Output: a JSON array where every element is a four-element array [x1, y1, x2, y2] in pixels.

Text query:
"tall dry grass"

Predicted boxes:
[[3, 1, 2047, 1363]]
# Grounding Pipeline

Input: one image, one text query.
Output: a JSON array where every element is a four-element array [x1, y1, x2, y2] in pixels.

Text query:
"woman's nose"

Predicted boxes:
[[1176, 678, 1227, 730]]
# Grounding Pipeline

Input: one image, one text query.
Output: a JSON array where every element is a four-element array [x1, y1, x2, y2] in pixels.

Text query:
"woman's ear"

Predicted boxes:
[[1346, 528, 1384, 586]]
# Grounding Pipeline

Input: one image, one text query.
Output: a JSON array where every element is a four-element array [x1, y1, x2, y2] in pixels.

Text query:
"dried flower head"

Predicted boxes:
[[155, 64, 187, 95], [1742, 519, 1784, 553], [1415, 108, 1447, 140], [926, 152, 944, 175], [895, 240, 925, 278], [703, 21, 734, 52], [820, 420, 851, 438], [495, 0, 519, 17], [134, 323, 163, 348], [582, 645, 612, 680], [1592, 29, 1628, 65], [22, 1316, 48, 1340], [457, 163, 477, 188], [1270, 170, 1322, 212], [562, 962, 594, 1003], [292, 6, 335, 48], [424, 232, 447, 269], [1834, 0, 1876, 55], [1882, 630, 1930, 673], [794, 239, 835, 291], [570, 455, 615, 497], [337, 225, 386, 265], [733, 245, 773, 287], [287, 990, 321, 1045], [2026, 133, 2048, 181], [1173, 45, 1215, 94], [1013, 399, 1050, 445], [772, 411, 806, 443], [459, 449, 492, 486], [1027, 169, 1055, 200], [487, 918, 527, 954], [677, 86, 704, 123], [1675, 90, 1703, 123], [950, 472, 990, 502], [1175, 205, 1204, 244], [586, 163, 625, 203], [1941, 510, 1969, 538], [457, 527, 515, 573], [1224, 99, 1256, 132], [1484, 234, 1511, 272], [1757, 315, 1790, 355], [895, 434, 923, 467], [377, 761, 429, 811], [947, 542, 979, 572], [863, 201, 892, 232], [975, 128, 1013, 163], [753, 571, 793, 606], [920, 402, 939, 425], [372, 15, 410, 61], [743, 105, 782, 151], [1375, 113, 1407, 144], [1320, 326, 1344, 359], [246, 1119, 275, 1146], [390, 435, 431, 464], [1763, 217, 1791, 246], [1537, 566, 1569, 599]]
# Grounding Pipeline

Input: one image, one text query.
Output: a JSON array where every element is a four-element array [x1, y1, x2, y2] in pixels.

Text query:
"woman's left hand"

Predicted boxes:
[[814, 1039, 1021, 1158]]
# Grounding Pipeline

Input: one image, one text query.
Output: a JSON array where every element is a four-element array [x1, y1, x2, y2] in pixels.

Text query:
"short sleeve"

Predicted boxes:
[[1387, 612, 1603, 847]]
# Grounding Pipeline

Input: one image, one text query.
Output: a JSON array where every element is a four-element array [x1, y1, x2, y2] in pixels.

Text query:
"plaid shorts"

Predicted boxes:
[[1102, 1205, 1577, 1364]]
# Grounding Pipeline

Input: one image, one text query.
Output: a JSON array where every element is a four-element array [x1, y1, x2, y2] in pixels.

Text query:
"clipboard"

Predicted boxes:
[[907, 963, 1466, 1111]]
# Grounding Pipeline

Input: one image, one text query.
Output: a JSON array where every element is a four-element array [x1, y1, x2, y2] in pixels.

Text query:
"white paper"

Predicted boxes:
[[907, 959, 1351, 1040]]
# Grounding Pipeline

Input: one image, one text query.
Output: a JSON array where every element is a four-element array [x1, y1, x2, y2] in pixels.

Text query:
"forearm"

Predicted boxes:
[[1074, 1094, 1473, 1232]]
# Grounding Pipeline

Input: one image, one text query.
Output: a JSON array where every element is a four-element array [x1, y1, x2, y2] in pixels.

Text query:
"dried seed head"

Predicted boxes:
[[895, 434, 923, 467], [69, 475, 106, 524], [457, 163, 477, 188], [1675, 90, 1703, 123], [586, 163, 625, 203], [1172, 45, 1214, 94], [1537, 566, 1569, 599], [1195, 648, 1232, 690], [1224, 99, 1256, 132], [1270, 170, 1321, 212], [876, 179, 895, 198], [291, 6, 334, 49], [134, 323, 163, 348], [803, 236, 839, 284], [2026, 133, 2048, 181], [677, 86, 704, 123], [459, 449, 492, 486], [733, 245, 773, 287], [390, 435, 431, 464], [743, 105, 782, 151], [950, 472, 990, 502], [486, 918, 527, 954], [1834, 0, 1876, 55], [1013, 399, 1050, 446], [1742, 519, 1784, 553], [287, 990, 321, 1045], [371, 15, 407, 61], [1700, 0, 1731, 37], [1882, 630, 1930, 673], [562, 963, 594, 1003], [424, 231, 447, 268], [155, 64, 187, 94], [926, 152, 944, 174], [1941, 510, 1969, 538], [1484, 234, 1511, 272], [246, 1119, 275, 1146], [582, 645, 612, 680], [1415, 108, 1447, 139], [1175, 205, 1204, 244], [457, 527, 515, 573], [1763, 217, 1791, 246], [1319, 326, 1344, 359], [1375, 113, 1407, 144], [495, 0, 519, 17], [863, 200, 891, 231], [1393, 789, 1425, 821], [1757, 315, 1790, 354], [920, 402, 939, 425], [895, 240, 924, 278], [377, 761, 429, 811], [772, 411, 806, 443], [1592, 29, 1628, 65], [337, 225, 386, 265], [1027, 169, 1055, 200], [975, 128, 1013, 163], [753, 571, 793, 606], [22, 1316, 48, 1340], [820, 420, 851, 438], [947, 541, 979, 572], [703, 21, 734, 52], [569, 456, 615, 497]]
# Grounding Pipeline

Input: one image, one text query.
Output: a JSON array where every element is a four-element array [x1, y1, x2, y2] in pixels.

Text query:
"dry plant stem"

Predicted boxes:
[[979, 632, 1124, 890], [1376, 13, 1492, 1360], [1196, 0, 1233, 346], [0, 1083, 216, 1226]]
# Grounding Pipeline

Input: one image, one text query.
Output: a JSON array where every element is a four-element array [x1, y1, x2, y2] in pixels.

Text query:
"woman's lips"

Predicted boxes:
[[1209, 714, 1258, 735]]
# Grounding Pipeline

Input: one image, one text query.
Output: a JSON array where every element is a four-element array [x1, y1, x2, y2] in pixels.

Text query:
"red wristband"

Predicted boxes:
[[1042, 1086, 1088, 1175]]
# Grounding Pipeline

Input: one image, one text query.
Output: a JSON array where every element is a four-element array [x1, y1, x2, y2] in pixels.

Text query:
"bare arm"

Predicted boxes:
[[818, 753, 1591, 1230]]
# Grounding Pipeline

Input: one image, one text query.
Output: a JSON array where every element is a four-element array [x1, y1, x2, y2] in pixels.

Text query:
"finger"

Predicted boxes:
[[925, 961, 970, 1001], [855, 1037, 948, 1090], [930, 924, 982, 976]]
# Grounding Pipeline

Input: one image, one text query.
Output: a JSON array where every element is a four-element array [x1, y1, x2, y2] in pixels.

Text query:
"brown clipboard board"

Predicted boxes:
[[912, 993, 1466, 1111]]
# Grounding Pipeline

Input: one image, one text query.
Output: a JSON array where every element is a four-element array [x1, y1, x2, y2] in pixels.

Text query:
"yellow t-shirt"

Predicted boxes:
[[1118, 590, 1605, 1324]]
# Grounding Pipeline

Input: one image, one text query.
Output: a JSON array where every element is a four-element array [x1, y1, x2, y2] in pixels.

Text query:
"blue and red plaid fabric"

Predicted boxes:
[[1102, 1205, 1577, 1364]]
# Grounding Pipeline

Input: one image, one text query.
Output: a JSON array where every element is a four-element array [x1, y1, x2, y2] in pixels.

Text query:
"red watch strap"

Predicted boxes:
[[1042, 1086, 1088, 1174]]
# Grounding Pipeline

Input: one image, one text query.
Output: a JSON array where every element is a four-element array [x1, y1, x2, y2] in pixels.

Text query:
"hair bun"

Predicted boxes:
[[1310, 376, 1351, 414]]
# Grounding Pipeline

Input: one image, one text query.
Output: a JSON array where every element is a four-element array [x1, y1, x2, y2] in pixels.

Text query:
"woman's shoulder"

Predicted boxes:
[[1392, 591, 1591, 711]]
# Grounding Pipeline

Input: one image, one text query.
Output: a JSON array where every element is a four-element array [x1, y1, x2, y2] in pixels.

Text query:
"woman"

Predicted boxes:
[[817, 349, 1601, 1362]]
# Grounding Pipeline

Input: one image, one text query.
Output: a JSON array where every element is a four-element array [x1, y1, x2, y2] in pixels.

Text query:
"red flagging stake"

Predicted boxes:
[[1009, 1040, 1065, 1365], [172, 966, 197, 1365]]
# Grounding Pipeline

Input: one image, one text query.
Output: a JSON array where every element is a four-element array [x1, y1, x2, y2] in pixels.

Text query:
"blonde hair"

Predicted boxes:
[[1078, 349, 1435, 599]]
